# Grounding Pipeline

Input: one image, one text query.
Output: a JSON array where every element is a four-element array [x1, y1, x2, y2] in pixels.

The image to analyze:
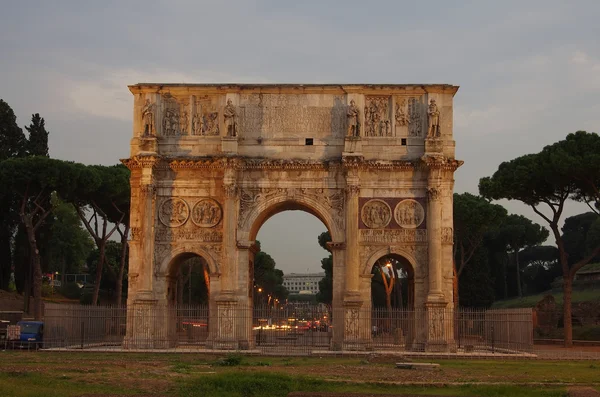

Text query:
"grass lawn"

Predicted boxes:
[[2, 352, 598, 396], [491, 289, 600, 309]]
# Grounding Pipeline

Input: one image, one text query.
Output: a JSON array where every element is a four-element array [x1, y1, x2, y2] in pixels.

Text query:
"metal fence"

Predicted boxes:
[[38, 303, 533, 355]]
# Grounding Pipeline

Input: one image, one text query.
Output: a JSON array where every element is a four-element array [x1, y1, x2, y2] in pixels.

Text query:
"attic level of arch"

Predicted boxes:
[[129, 84, 459, 162]]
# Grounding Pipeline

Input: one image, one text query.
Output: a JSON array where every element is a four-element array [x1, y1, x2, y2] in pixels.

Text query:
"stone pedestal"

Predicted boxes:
[[124, 299, 173, 349], [221, 136, 238, 154], [343, 136, 362, 156], [424, 138, 443, 155], [209, 297, 239, 350], [425, 302, 454, 352], [136, 136, 158, 154], [342, 297, 370, 350]]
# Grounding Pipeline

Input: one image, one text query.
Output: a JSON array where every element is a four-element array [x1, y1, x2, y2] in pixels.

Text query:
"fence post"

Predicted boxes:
[[80, 321, 85, 350]]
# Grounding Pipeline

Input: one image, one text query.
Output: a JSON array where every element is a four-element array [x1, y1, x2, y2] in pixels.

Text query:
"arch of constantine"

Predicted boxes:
[[122, 84, 462, 351]]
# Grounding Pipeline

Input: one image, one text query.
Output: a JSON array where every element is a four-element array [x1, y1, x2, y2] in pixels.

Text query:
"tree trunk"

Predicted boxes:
[[503, 255, 508, 299], [116, 226, 129, 307], [516, 249, 522, 298], [0, 227, 12, 291], [23, 217, 43, 320], [92, 240, 106, 305], [31, 249, 43, 320], [552, 223, 573, 348], [23, 264, 31, 314], [563, 274, 573, 347]]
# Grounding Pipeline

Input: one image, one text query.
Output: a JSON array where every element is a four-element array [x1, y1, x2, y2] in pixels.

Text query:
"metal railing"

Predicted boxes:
[[38, 303, 534, 355]]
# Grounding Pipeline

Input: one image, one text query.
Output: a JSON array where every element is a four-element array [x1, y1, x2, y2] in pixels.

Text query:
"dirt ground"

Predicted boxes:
[[1, 351, 600, 395]]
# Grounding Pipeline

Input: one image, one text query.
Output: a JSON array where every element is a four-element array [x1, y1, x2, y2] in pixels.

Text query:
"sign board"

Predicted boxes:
[[7, 325, 20, 340]]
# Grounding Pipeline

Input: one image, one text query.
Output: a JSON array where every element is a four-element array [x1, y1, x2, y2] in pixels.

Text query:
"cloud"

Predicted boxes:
[[63, 67, 272, 122]]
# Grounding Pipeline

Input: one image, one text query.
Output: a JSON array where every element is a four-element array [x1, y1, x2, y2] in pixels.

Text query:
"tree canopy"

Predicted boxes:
[[479, 130, 600, 346]]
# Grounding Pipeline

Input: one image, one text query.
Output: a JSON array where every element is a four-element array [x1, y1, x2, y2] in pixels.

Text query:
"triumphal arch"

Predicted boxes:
[[122, 84, 462, 351]]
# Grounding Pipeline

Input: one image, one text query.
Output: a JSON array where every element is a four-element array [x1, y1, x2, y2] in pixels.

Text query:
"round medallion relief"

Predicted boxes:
[[191, 198, 222, 228], [361, 199, 392, 229], [159, 198, 189, 227], [394, 199, 425, 229]]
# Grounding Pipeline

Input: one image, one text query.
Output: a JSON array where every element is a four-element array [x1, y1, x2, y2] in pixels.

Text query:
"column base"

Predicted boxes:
[[342, 136, 363, 156], [342, 296, 371, 350], [221, 136, 238, 154]]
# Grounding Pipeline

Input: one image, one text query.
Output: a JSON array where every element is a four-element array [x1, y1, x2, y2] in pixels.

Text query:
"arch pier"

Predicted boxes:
[[122, 83, 462, 351]]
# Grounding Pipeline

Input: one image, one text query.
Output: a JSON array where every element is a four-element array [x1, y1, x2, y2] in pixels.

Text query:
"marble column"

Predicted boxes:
[[344, 184, 360, 294], [221, 172, 237, 295], [426, 185, 444, 302]]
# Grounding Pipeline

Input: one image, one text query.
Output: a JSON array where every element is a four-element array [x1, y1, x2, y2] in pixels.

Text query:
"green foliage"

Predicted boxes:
[[458, 246, 495, 307], [24, 113, 49, 157], [214, 353, 243, 366], [253, 242, 288, 302], [80, 288, 95, 305], [0, 99, 27, 290], [45, 195, 94, 275], [60, 282, 82, 300], [480, 132, 600, 343], [176, 256, 208, 304], [562, 212, 600, 266], [453, 192, 507, 276], [0, 99, 27, 160], [316, 231, 332, 304], [41, 283, 53, 297], [520, 245, 561, 294]]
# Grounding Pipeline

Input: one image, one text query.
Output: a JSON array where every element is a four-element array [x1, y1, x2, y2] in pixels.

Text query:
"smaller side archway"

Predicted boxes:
[[370, 253, 415, 310]]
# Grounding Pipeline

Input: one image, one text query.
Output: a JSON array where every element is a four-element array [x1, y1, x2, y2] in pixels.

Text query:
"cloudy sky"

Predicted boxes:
[[1, 1, 599, 274]]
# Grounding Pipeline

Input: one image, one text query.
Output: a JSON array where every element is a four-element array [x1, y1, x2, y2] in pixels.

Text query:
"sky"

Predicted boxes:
[[1, 1, 599, 274]]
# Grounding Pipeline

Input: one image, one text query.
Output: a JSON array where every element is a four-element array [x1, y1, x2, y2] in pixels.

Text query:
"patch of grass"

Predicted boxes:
[[0, 372, 140, 397], [492, 289, 600, 309], [427, 360, 600, 384], [214, 353, 243, 366], [171, 361, 193, 373], [178, 372, 566, 397]]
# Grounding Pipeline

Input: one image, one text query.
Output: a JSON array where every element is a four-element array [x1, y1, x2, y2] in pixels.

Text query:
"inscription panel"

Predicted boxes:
[[237, 94, 346, 137]]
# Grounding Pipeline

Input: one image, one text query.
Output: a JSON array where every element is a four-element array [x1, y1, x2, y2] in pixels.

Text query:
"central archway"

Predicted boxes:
[[243, 198, 341, 351]]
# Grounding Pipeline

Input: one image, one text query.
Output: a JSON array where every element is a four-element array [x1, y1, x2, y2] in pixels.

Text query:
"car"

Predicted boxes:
[[15, 321, 44, 349]]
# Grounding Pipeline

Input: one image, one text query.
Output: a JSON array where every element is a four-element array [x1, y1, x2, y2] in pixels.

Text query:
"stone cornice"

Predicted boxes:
[[421, 156, 464, 171], [123, 155, 463, 173], [128, 83, 460, 97], [121, 155, 159, 170]]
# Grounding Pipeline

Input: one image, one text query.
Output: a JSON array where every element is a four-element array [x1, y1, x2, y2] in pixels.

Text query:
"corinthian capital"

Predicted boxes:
[[140, 184, 157, 196], [345, 184, 360, 197], [426, 187, 441, 202], [224, 183, 238, 198]]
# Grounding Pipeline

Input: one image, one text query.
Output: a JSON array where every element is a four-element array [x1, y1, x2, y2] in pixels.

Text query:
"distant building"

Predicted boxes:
[[283, 272, 324, 295]]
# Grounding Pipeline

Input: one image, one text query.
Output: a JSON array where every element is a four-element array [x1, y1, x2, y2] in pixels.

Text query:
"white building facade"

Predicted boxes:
[[283, 273, 325, 295]]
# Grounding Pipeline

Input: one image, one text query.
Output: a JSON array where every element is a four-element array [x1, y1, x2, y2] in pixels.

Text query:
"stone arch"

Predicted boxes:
[[158, 245, 220, 277], [240, 191, 345, 243], [362, 246, 418, 277], [366, 248, 417, 310]]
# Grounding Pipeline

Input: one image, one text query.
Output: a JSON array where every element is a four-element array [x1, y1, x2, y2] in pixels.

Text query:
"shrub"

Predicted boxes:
[[215, 353, 243, 366], [60, 282, 82, 299]]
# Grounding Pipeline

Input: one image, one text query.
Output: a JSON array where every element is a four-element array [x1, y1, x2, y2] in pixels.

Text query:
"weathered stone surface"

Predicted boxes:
[[123, 84, 462, 350]]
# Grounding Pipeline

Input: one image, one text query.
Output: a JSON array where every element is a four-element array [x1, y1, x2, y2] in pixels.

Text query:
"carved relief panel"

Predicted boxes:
[[407, 97, 425, 137], [156, 197, 223, 242], [192, 96, 220, 136], [359, 198, 426, 230], [238, 187, 345, 232], [161, 95, 190, 137], [364, 96, 391, 137]]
